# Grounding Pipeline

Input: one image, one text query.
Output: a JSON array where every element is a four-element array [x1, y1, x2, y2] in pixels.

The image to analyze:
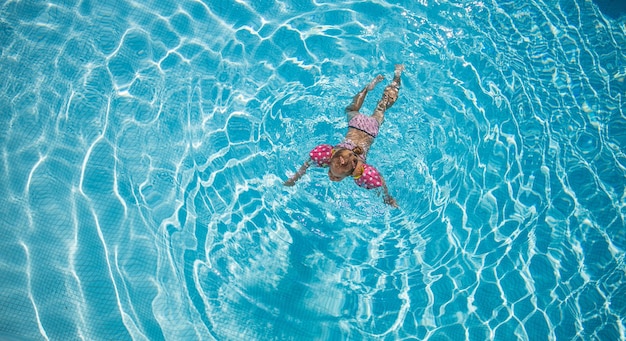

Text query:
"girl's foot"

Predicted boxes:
[[394, 64, 404, 78], [389, 64, 404, 91], [367, 75, 385, 91]]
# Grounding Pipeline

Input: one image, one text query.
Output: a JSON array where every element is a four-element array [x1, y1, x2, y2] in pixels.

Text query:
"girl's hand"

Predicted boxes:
[[284, 160, 311, 187], [384, 195, 398, 208]]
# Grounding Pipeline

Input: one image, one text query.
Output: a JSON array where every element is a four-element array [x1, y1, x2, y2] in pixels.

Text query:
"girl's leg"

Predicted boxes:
[[372, 64, 403, 125], [345, 75, 385, 121]]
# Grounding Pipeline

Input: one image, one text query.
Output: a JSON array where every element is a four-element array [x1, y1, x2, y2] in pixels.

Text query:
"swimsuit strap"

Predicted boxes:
[[335, 139, 367, 162]]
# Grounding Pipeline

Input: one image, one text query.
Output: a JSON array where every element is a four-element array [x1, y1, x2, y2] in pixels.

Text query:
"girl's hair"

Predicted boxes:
[[330, 147, 363, 176]]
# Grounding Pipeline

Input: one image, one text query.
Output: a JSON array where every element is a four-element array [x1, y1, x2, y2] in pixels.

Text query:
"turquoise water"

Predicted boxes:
[[1, 0, 625, 340]]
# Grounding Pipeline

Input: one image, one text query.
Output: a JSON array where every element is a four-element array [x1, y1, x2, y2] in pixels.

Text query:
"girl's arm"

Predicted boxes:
[[284, 159, 311, 186], [381, 177, 398, 207]]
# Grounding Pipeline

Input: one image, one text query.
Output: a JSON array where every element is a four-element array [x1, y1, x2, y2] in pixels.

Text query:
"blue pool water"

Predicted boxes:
[[1, 0, 625, 340]]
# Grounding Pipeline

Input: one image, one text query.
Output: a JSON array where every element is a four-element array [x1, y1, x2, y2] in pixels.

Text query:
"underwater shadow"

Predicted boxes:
[[593, 0, 626, 19]]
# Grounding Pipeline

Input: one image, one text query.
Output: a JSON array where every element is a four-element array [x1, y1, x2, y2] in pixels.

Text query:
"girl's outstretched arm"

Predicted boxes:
[[380, 178, 398, 207], [284, 159, 311, 186]]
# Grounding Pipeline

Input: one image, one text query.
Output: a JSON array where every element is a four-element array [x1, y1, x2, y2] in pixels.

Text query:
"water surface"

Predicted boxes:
[[0, 0, 625, 340]]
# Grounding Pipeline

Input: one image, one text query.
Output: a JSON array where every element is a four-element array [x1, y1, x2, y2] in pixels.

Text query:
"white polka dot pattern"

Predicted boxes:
[[354, 164, 383, 189], [309, 144, 333, 166]]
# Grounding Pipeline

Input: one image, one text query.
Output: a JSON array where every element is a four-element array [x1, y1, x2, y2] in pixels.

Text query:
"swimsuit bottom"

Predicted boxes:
[[348, 114, 379, 138]]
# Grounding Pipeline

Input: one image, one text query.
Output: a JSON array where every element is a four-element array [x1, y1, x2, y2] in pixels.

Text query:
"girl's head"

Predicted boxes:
[[328, 147, 363, 181]]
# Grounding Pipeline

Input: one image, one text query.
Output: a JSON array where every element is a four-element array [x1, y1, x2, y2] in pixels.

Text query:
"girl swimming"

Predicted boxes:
[[284, 64, 404, 207]]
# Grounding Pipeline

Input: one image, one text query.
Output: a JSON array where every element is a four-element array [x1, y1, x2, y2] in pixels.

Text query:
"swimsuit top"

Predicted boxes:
[[335, 138, 367, 162], [309, 144, 383, 189]]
